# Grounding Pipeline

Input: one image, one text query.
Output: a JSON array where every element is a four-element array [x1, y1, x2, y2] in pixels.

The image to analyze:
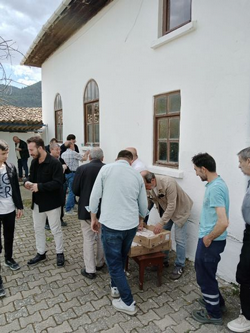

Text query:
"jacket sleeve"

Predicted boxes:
[[160, 181, 177, 225], [20, 140, 28, 153], [7, 164, 23, 210], [89, 170, 103, 214], [38, 160, 63, 192], [138, 180, 148, 218], [72, 167, 82, 196]]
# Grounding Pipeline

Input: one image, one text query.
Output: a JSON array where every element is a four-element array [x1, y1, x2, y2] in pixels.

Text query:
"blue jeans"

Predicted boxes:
[[101, 224, 137, 306], [195, 238, 226, 318], [163, 220, 187, 267], [65, 173, 75, 212], [18, 158, 28, 178]]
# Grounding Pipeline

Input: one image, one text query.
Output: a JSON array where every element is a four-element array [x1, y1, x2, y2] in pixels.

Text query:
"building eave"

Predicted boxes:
[[21, 0, 113, 68]]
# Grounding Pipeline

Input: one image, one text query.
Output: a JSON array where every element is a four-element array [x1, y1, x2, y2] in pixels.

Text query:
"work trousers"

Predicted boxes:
[[17, 158, 28, 178], [236, 224, 250, 320], [81, 219, 104, 273], [195, 238, 226, 318], [33, 204, 63, 254], [0, 210, 16, 260]]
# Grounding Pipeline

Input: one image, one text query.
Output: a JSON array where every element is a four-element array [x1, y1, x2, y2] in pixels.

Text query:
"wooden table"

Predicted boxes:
[[127, 252, 165, 290]]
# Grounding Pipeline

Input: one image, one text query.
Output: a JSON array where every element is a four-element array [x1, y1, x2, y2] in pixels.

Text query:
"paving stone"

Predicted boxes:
[[0, 318, 21, 333], [6, 306, 29, 322], [73, 302, 95, 316], [136, 322, 163, 333], [34, 316, 57, 333], [46, 293, 67, 307], [170, 308, 190, 324], [104, 324, 124, 333], [28, 277, 47, 289], [182, 291, 201, 304], [21, 286, 41, 298], [84, 317, 109, 332], [172, 321, 195, 333], [68, 314, 92, 331], [138, 309, 161, 325], [17, 324, 35, 333], [41, 304, 62, 320], [26, 299, 49, 315], [47, 321, 73, 333], [54, 308, 77, 325], [0, 313, 6, 326], [154, 315, 178, 330], [19, 311, 43, 328], [119, 316, 143, 331], [91, 295, 111, 310], [1, 291, 22, 306], [137, 298, 158, 313], [0, 301, 15, 313]]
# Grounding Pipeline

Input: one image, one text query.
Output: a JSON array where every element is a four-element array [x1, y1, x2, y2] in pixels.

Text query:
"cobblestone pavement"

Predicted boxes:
[[0, 188, 242, 332]]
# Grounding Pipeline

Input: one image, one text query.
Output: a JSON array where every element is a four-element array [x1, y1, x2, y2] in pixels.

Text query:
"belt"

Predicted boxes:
[[68, 171, 76, 173]]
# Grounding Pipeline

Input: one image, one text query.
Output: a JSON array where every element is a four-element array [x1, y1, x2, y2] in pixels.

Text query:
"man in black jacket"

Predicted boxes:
[[24, 137, 65, 267], [0, 139, 23, 297], [72, 147, 105, 279], [13, 136, 29, 180]]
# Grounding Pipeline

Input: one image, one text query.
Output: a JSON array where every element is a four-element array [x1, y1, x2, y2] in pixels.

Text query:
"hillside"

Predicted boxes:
[[0, 81, 42, 107]]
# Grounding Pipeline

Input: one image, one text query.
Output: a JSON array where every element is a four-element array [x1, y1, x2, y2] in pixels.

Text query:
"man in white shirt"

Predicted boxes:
[[89, 150, 148, 316]]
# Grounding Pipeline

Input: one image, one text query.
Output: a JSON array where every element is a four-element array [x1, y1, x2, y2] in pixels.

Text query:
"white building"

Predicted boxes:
[[22, 0, 250, 282]]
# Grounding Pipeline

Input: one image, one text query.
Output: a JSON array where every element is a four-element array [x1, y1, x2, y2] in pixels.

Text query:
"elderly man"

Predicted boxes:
[[90, 150, 148, 315], [13, 136, 29, 180], [61, 141, 89, 215], [0, 139, 23, 297], [143, 172, 193, 280], [72, 148, 105, 280], [227, 147, 250, 332], [125, 147, 147, 173], [192, 153, 229, 326], [24, 137, 65, 267]]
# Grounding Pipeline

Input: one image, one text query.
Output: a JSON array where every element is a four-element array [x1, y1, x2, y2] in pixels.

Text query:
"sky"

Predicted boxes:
[[0, 0, 62, 88]]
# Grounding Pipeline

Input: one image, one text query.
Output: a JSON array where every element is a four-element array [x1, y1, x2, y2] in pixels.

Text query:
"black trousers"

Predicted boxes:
[[0, 210, 16, 260], [236, 224, 250, 320]]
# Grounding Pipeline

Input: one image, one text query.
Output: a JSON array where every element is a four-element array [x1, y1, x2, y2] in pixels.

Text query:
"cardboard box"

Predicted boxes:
[[128, 240, 172, 257], [133, 225, 171, 248]]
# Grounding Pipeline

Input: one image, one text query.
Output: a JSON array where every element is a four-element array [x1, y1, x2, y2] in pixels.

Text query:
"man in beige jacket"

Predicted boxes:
[[144, 172, 193, 280]]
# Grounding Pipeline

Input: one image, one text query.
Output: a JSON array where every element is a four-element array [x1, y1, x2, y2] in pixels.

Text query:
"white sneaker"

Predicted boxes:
[[65, 209, 77, 215], [111, 286, 120, 298], [227, 315, 250, 332], [112, 298, 137, 315]]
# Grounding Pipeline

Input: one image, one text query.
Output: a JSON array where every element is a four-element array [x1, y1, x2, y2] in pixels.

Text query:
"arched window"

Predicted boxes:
[[84, 80, 99, 146], [54, 94, 63, 142]]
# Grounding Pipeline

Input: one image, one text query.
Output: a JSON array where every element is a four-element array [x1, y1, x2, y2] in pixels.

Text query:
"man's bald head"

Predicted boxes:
[[125, 147, 138, 160]]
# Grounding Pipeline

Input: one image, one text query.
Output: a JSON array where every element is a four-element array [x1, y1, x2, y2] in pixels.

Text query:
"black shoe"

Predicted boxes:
[[96, 264, 105, 271], [28, 253, 46, 265], [4, 258, 20, 271], [57, 253, 65, 267], [61, 220, 67, 227], [45, 223, 50, 230], [81, 269, 96, 280]]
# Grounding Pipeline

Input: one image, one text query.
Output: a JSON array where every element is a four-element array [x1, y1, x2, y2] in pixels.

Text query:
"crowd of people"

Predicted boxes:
[[0, 135, 249, 332]]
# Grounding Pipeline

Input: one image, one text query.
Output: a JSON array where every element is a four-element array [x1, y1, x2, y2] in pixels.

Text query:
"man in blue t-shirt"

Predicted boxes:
[[191, 153, 229, 326]]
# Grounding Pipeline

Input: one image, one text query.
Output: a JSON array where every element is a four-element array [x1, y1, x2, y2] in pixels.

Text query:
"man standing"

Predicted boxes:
[[143, 172, 193, 280], [125, 147, 147, 173], [89, 150, 148, 315], [24, 137, 65, 267], [61, 141, 89, 215], [227, 147, 250, 332], [13, 136, 29, 180], [72, 148, 105, 280], [191, 153, 229, 325], [60, 134, 79, 155], [0, 140, 23, 297]]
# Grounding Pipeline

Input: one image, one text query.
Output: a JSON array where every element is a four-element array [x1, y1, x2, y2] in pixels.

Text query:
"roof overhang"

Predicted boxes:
[[21, 0, 113, 68]]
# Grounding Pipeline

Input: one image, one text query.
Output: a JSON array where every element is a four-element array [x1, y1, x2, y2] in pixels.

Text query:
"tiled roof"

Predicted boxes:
[[0, 105, 43, 132]]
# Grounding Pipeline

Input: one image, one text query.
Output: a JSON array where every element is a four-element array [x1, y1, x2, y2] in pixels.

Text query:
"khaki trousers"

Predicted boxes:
[[81, 219, 104, 273]]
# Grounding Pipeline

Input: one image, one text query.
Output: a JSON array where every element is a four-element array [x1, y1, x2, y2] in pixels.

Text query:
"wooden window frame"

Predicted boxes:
[[83, 80, 99, 147], [162, 0, 192, 36], [54, 94, 63, 143], [153, 91, 181, 168]]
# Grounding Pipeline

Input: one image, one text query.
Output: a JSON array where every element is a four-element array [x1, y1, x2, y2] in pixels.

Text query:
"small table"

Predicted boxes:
[[127, 252, 165, 290]]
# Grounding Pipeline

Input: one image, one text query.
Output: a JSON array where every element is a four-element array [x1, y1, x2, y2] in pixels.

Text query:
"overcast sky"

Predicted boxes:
[[0, 0, 62, 87]]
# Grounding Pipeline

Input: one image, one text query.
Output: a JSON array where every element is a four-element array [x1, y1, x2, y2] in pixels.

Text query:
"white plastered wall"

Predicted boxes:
[[41, 0, 250, 281]]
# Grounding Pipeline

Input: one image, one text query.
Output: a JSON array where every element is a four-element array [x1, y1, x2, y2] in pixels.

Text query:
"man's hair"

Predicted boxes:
[[144, 172, 156, 183], [90, 147, 103, 160], [0, 139, 9, 151], [237, 147, 250, 161], [50, 143, 60, 150], [117, 150, 133, 161], [27, 136, 45, 149], [66, 134, 76, 140], [192, 153, 216, 172], [50, 138, 58, 144]]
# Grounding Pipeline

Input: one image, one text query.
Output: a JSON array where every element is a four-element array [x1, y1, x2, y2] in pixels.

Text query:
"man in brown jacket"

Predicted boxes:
[[144, 172, 193, 280]]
